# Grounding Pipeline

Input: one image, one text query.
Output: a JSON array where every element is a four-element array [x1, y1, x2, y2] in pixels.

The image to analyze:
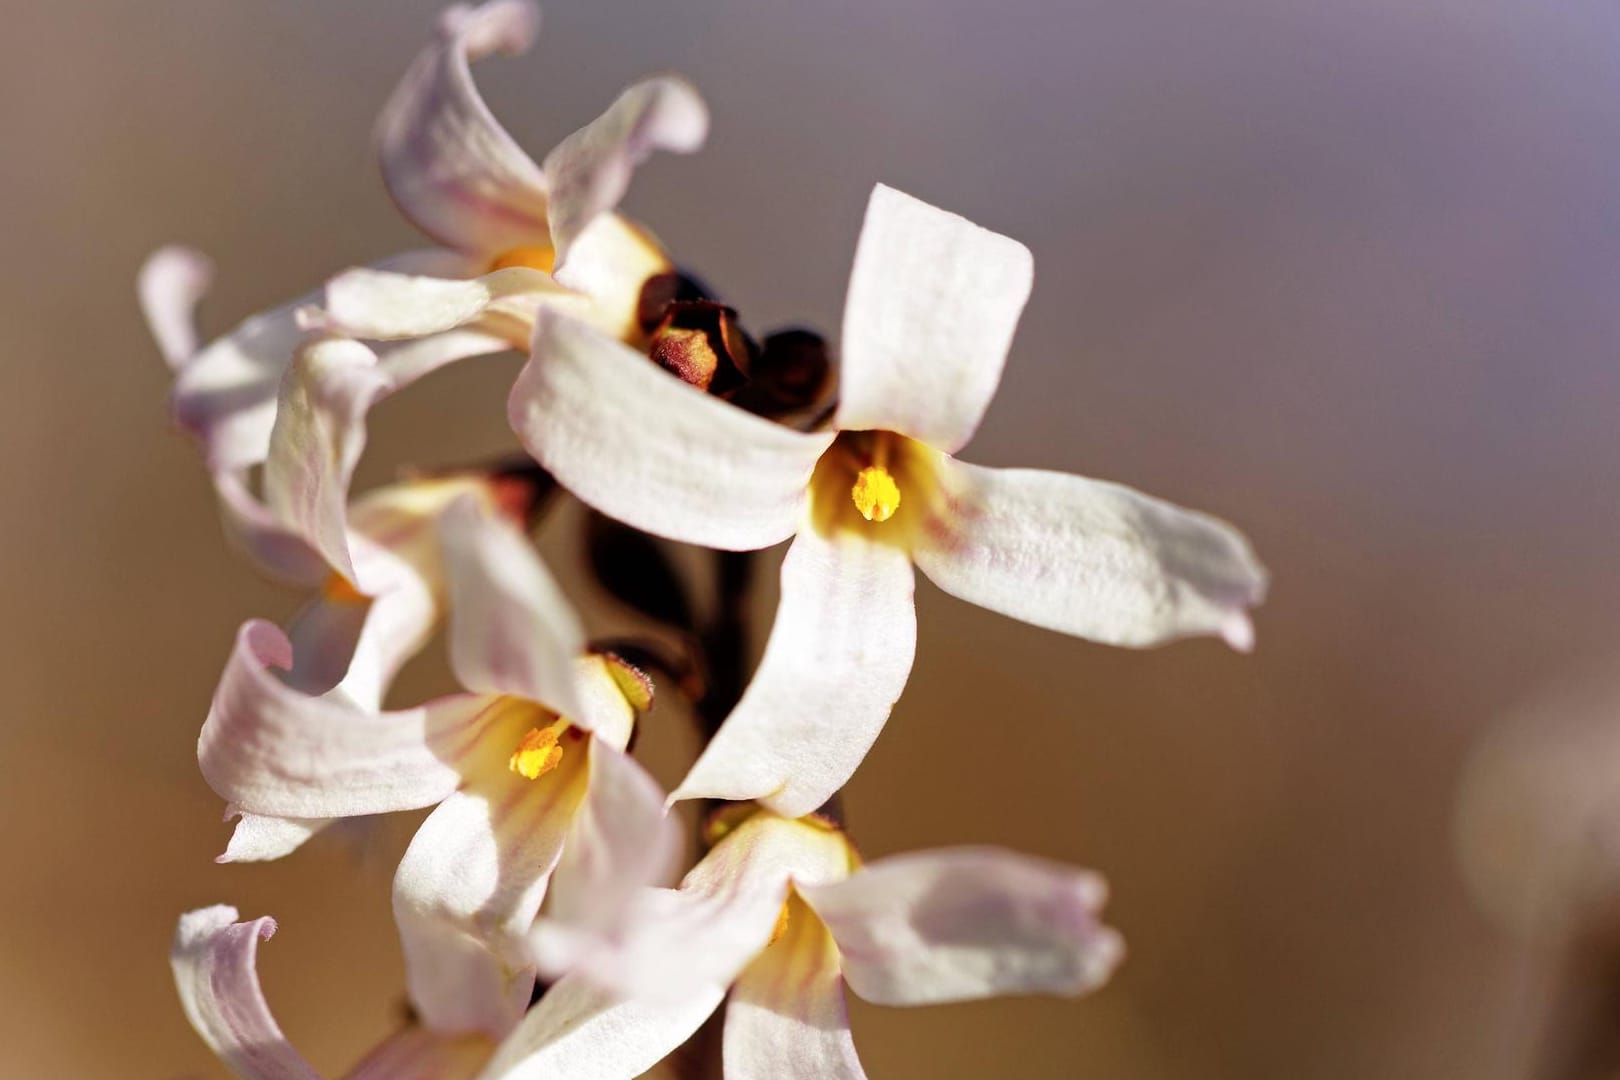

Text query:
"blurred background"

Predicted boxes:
[[6, 1, 1620, 1076]]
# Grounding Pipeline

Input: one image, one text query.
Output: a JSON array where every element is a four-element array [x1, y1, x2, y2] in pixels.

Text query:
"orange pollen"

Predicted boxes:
[[508, 719, 569, 780], [488, 245, 556, 274], [320, 572, 369, 605], [768, 902, 792, 947]]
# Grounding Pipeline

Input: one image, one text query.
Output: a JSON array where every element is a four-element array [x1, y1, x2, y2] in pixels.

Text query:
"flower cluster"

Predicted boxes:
[[144, 3, 1267, 1077]]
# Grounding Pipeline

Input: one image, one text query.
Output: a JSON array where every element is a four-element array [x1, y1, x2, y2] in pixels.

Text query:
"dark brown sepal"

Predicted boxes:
[[725, 327, 830, 417]]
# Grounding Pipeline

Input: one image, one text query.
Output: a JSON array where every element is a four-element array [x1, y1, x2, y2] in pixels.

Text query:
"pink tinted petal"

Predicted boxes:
[[834, 184, 1033, 453], [913, 459, 1268, 650], [474, 972, 723, 1080], [218, 810, 330, 864], [512, 311, 831, 550], [199, 620, 489, 818], [171, 906, 320, 1080], [440, 495, 587, 719], [138, 245, 214, 370], [376, 327, 514, 387], [322, 265, 568, 342], [799, 849, 1125, 1006], [531, 742, 679, 979], [263, 335, 392, 586], [726, 900, 866, 1080], [213, 469, 328, 587], [670, 528, 915, 818], [342, 1029, 490, 1080], [542, 76, 708, 277], [323, 535, 439, 711], [282, 589, 373, 697], [394, 725, 590, 1037], [377, 0, 550, 255]]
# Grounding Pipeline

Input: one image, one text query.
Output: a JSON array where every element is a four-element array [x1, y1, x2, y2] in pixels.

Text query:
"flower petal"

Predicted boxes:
[[213, 469, 329, 586], [394, 705, 591, 1037], [531, 742, 679, 979], [341, 1028, 491, 1080], [799, 849, 1125, 1006], [670, 527, 915, 818], [440, 494, 587, 719], [512, 311, 832, 550], [322, 266, 569, 342], [377, 0, 551, 255], [473, 972, 723, 1080], [834, 183, 1033, 453], [171, 906, 321, 1080], [263, 335, 393, 586], [199, 620, 490, 818], [218, 810, 331, 864], [542, 76, 708, 277], [726, 895, 867, 1080], [138, 245, 214, 370], [912, 459, 1268, 650]]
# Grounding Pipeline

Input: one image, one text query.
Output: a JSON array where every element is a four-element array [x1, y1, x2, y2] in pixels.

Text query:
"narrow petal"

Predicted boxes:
[[375, 327, 514, 388], [726, 895, 867, 1080], [834, 183, 1033, 453], [531, 742, 679, 979], [342, 1028, 491, 1080], [213, 469, 328, 587], [262, 335, 392, 586], [171, 906, 321, 1080], [440, 495, 587, 719], [912, 459, 1268, 650], [377, 0, 551, 255], [538, 212, 671, 341], [199, 621, 490, 818], [512, 312, 831, 551], [304, 536, 437, 711], [218, 810, 331, 864], [394, 706, 591, 1037], [322, 265, 569, 342], [565, 813, 852, 1003], [474, 972, 723, 1080], [542, 76, 708, 276], [799, 849, 1125, 1006], [670, 527, 916, 818], [138, 245, 214, 370]]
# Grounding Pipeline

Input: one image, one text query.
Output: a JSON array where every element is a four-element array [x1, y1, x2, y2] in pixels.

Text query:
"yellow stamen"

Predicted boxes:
[[488, 245, 556, 274], [508, 719, 569, 780], [850, 465, 901, 522], [768, 902, 792, 947], [320, 572, 369, 605]]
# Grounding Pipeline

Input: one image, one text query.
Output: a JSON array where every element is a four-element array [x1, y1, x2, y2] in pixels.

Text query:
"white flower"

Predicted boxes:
[[512, 182, 1269, 816], [198, 495, 678, 1037], [484, 811, 1123, 1079]]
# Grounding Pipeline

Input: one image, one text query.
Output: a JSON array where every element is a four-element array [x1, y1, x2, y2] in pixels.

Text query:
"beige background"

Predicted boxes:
[[5, 1, 1620, 1076]]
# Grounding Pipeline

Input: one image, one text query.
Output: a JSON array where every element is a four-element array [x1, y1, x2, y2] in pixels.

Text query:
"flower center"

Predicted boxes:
[[850, 465, 901, 522], [487, 245, 556, 274], [508, 718, 570, 780]]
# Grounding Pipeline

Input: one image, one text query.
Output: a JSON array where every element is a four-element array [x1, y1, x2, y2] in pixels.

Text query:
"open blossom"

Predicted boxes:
[[512, 182, 1269, 815], [482, 810, 1123, 1079], [149, 0, 706, 485], [173, 906, 494, 1080], [200, 495, 678, 1038]]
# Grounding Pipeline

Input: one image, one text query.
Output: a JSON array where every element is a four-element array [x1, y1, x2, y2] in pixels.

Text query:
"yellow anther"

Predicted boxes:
[[488, 245, 556, 274], [850, 465, 901, 522], [508, 719, 569, 780], [768, 902, 792, 947]]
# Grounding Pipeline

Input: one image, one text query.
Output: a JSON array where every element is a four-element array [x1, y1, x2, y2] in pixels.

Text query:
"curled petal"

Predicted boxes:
[[543, 76, 708, 277], [440, 495, 587, 719], [834, 183, 1033, 454], [263, 336, 393, 586], [311, 535, 438, 711], [377, 0, 550, 255], [218, 810, 330, 864], [138, 245, 214, 370], [322, 266, 569, 342], [342, 1028, 491, 1080], [531, 742, 679, 978], [512, 312, 832, 551], [213, 470, 328, 587], [670, 528, 915, 818], [726, 896, 866, 1080], [474, 972, 722, 1080], [200, 620, 489, 818], [171, 906, 320, 1080], [799, 849, 1125, 1006], [913, 459, 1267, 650], [394, 719, 591, 1037], [376, 327, 514, 388]]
